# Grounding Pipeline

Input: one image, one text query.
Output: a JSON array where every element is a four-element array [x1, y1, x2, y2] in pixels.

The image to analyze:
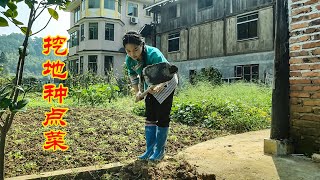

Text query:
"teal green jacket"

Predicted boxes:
[[126, 45, 168, 91]]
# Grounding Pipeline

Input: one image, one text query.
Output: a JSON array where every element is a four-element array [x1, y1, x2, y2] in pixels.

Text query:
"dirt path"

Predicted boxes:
[[178, 129, 320, 180]]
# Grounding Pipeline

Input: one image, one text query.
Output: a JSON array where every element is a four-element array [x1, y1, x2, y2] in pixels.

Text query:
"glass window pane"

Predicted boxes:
[[89, 0, 100, 8], [104, 0, 115, 10], [248, 21, 258, 38], [237, 23, 248, 40]]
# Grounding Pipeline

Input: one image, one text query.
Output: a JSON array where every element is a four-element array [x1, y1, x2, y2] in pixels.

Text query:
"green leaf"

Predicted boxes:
[[0, 98, 11, 109], [7, 2, 17, 10], [16, 85, 24, 92], [11, 99, 29, 112], [0, 0, 9, 8], [0, 92, 10, 101], [12, 10, 18, 18], [21, 27, 32, 35], [4, 9, 13, 18], [12, 18, 23, 25], [47, 8, 59, 20], [0, 17, 9, 27]]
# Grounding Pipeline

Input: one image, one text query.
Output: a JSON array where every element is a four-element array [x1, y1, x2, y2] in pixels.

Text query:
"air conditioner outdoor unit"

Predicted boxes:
[[130, 17, 138, 24]]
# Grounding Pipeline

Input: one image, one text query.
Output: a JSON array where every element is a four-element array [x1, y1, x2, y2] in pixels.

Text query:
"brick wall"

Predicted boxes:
[[289, 0, 320, 154]]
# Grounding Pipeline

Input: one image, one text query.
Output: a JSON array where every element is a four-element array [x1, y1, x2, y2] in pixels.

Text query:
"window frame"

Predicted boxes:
[[104, 56, 114, 76], [235, 64, 259, 82], [168, 32, 180, 53], [80, 24, 85, 41], [104, 0, 115, 10], [127, 2, 138, 17], [105, 23, 114, 41], [74, 6, 80, 23], [80, 56, 84, 74], [88, 0, 100, 9], [89, 22, 98, 40], [236, 12, 259, 41], [88, 55, 98, 74]]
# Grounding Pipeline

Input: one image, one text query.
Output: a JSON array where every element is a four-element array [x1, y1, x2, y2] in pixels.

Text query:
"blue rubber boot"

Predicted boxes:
[[149, 126, 169, 161], [138, 125, 157, 160]]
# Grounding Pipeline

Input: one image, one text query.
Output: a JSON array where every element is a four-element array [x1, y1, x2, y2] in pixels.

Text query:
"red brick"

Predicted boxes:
[[317, 5, 320, 10], [311, 92, 320, 98], [291, 112, 302, 119], [304, 0, 319, 5], [291, 105, 313, 113], [304, 100, 320, 106], [290, 85, 304, 91], [291, 3, 304, 9], [290, 79, 312, 84], [310, 19, 320, 26], [292, 0, 302, 2], [302, 41, 320, 49], [289, 58, 304, 64], [314, 34, 320, 40], [310, 64, 320, 70], [305, 28, 320, 34], [303, 57, 320, 63], [302, 71, 320, 77], [312, 48, 320, 55], [309, 13, 320, 20], [290, 51, 309, 57], [290, 92, 311, 98], [291, 22, 309, 30], [290, 71, 303, 77], [290, 64, 310, 70], [301, 114, 320, 121], [292, 7, 312, 16], [292, 119, 320, 128], [304, 86, 320, 91], [291, 45, 301, 51], [312, 79, 320, 84], [290, 97, 303, 105], [313, 107, 320, 114]]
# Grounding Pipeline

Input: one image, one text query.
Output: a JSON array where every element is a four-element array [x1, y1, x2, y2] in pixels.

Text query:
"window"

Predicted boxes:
[[168, 32, 180, 52], [88, 55, 98, 73], [81, 0, 85, 11], [168, 4, 180, 19], [70, 31, 79, 47], [128, 2, 138, 17], [89, 0, 100, 8], [189, 70, 197, 85], [69, 59, 79, 74], [198, 0, 213, 10], [89, 22, 98, 40], [80, 56, 84, 74], [235, 64, 259, 81], [144, 4, 151, 16], [74, 6, 80, 23], [118, 0, 121, 13], [105, 23, 114, 41], [80, 24, 85, 41], [104, 0, 115, 10], [237, 12, 258, 40], [104, 56, 113, 76]]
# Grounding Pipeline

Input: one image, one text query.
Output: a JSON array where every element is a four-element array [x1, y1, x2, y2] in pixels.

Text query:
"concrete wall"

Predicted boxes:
[[226, 7, 274, 55], [172, 51, 274, 84]]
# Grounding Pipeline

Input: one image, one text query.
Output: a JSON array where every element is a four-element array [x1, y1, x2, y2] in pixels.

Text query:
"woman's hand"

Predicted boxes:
[[148, 83, 165, 94], [135, 91, 143, 102]]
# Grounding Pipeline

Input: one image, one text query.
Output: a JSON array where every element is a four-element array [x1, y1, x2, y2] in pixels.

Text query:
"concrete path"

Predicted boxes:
[[178, 129, 320, 180]]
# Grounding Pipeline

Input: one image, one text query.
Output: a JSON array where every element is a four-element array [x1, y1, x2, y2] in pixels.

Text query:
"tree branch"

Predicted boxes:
[[31, 5, 57, 37], [0, 11, 23, 31]]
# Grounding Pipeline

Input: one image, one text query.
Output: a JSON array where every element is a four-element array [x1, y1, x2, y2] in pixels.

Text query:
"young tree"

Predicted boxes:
[[0, 1, 70, 179]]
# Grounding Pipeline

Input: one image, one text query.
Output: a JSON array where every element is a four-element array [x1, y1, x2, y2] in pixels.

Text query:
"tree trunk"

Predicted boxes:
[[0, 128, 7, 180]]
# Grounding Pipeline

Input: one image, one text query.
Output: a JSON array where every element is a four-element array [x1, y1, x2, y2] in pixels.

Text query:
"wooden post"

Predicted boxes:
[[271, 0, 290, 139]]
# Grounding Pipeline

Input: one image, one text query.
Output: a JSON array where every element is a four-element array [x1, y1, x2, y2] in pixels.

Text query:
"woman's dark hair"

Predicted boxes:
[[122, 31, 144, 47]]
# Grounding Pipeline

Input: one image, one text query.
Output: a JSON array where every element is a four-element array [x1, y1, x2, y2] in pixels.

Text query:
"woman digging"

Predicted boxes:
[[123, 31, 178, 161]]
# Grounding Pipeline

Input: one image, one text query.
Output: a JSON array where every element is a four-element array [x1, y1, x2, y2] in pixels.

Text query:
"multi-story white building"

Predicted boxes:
[[66, 0, 154, 77]]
